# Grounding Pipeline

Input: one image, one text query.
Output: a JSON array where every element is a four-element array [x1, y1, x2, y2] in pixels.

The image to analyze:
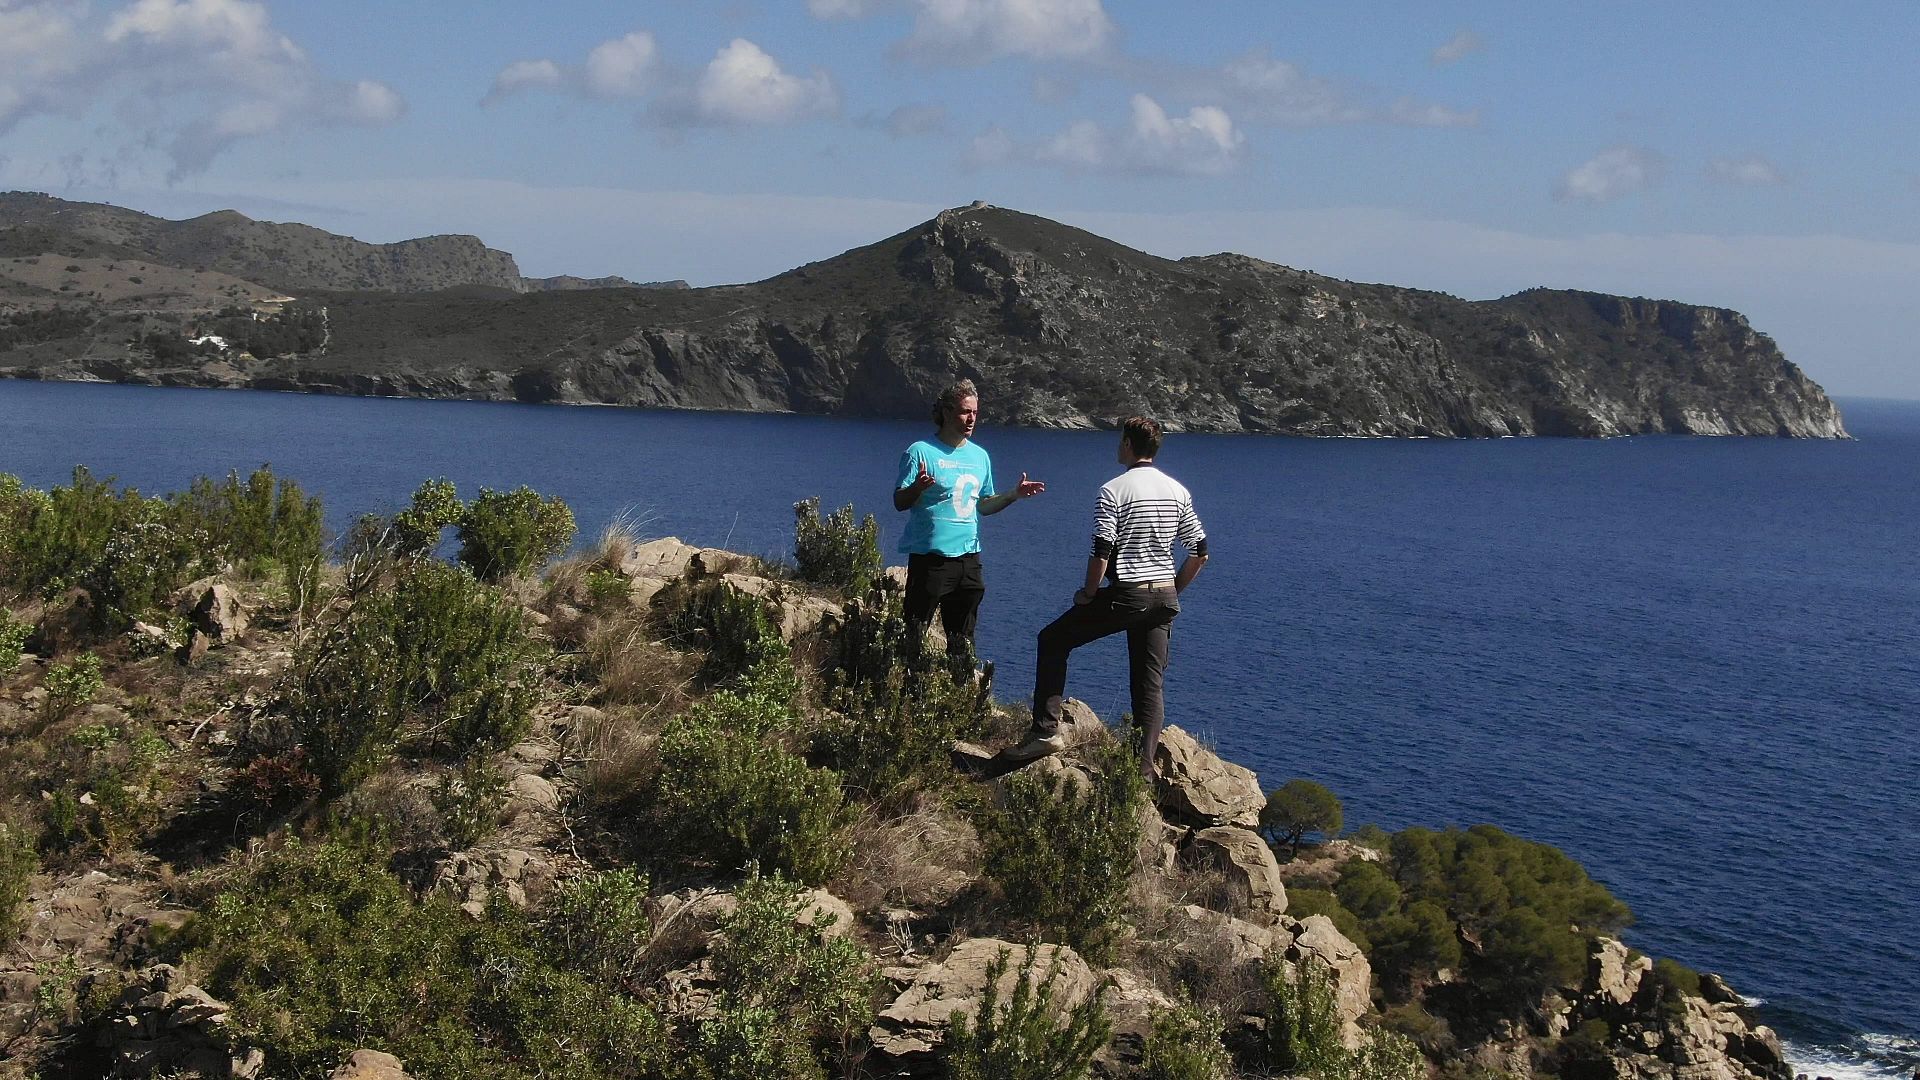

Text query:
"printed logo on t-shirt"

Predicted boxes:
[[950, 474, 981, 519]]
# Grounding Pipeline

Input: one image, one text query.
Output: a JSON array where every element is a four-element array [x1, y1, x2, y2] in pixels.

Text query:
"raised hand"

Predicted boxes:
[[1015, 472, 1046, 498], [912, 460, 937, 493]]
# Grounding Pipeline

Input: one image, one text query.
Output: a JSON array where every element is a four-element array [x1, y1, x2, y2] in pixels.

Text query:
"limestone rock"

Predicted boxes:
[[1099, 968, 1178, 1070], [179, 581, 250, 642], [1056, 698, 1109, 747], [431, 848, 551, 916], [799, 888, 856, 940], [93, 965, 261, 1079], [1590, 936, 1652, 1007], [619, 537, 742, 581], [1181, 826, 1287, 926], [870, 938, 1099, 1062], [506, 771, 561, 812], [330, 1049, 413, 1080], [1153, 725, 1263, 829]]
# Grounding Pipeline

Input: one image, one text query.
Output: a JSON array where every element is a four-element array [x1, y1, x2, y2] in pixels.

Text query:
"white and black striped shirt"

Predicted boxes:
[[1091, 463, 1207, 583]]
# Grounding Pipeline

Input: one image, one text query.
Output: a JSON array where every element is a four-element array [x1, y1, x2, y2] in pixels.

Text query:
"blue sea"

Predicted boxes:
[[1, 380, 1914, 1078]]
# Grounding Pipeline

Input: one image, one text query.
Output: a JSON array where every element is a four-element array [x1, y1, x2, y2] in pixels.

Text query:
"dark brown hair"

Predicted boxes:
[[932, 379, 979, 427], [1121, 415, 1163, 458]]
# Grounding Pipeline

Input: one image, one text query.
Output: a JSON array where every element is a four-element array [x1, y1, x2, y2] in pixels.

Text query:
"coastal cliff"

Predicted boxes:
[[0, 468, 1797, 1078], [0, 196, 1846, 438]]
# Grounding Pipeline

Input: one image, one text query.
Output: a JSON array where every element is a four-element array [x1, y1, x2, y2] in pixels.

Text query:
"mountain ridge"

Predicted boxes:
[[0, 194, 1848, 438]]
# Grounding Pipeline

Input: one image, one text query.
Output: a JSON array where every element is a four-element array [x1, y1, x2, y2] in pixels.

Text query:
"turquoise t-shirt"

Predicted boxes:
[[897, 438, 996, 556]]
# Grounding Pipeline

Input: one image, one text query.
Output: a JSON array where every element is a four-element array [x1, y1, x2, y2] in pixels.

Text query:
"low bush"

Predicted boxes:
[[541, 868, 652, 991], [40, 718, 173, 855], [41, 651, 103, 721], [0, 819, 36, 942], [179, 840, 676, 1080], [282, 559, 539, 793], [662, 576, 796, 691], [457, 485, 576, 582], [974, 737, 1145, 959], [0, 610, 30, 673], [1262, 957, 1345, 1076], [177, 466, 326, 600], [653, 702, 853, 885], [1142, 1002, 1232, 1080], [1284, 887, 1371, 953], [430, 756, 507, 851], [814, 584, 994, 798], [792, 497, 881, 595], [1649, 957, 1704, 1019], [945, 947, 1110, 1080], [694, 871, 877, 1078]]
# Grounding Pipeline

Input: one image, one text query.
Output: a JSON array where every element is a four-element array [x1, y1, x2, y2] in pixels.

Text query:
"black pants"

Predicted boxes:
[[1032, 583, 1179, 775], [904, 552, 984, 658]]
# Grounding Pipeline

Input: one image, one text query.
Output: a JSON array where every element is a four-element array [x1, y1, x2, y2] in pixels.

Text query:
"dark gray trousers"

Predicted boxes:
[[1032, 583, 1179, 775]]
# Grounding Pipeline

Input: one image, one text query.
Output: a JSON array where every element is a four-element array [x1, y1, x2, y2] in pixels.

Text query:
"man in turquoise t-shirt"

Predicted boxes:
[[895, 379, 1045, 658]]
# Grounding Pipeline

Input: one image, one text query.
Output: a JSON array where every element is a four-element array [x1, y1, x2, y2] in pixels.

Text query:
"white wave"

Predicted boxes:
[[1784, 1038, 1915, 1080]]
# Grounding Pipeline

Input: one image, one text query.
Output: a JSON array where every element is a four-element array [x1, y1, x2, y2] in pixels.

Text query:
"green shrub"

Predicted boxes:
[[40, 719, 172, 854], [1649, 957, 1704, 1019], [541, 868, 652, 990], [1329, 1026, 1427, 1080], [1284, 887, 1370, 953], [585, 567, 631, 607], [1262, 957, 1344, 1075], [430, 756, 507, 851], [1142, 1002, 1232, 1080], [82, 509, 198, 632], [362, 477, 465, 559], [1342, 824, 1630, 1006], [813, 584, 993, 797], [946, 947, 1110, 1080], [695, 871, 877, 1078], [975, 737, 1144, 959], [41, 651, 103, 721], [0, 467, 130, 597], [177, 466, 326, 598], [0, 820, 36, 942], [283, 559, 539, 793], [1259, 778, 1343, 854], [458, 485, 576, 582], [0, 610, 30, 673], [792, 497, 881, 595], [664, 577, 796, 690], [180, 840, 675, 1080], [654, 706, 853, 885]]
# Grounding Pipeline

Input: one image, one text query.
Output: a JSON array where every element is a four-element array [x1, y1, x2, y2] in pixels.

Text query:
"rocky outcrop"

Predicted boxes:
[[1277, 914, 1373, 1049], [1181, 826, 1289, 927], [94, 965, 264, 1079], [870, 938, 1101, 1066], [0, 197, 1846, 438], [1153, 724, 1265, 829]]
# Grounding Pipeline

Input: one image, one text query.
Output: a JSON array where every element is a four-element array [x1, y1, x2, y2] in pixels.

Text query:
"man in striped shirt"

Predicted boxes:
[[1011, 416, 1208, 778]]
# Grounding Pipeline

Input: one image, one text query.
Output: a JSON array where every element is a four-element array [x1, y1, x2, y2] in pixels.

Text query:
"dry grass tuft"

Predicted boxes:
[[583, 614, 696, 711], [830, 791, 981, 915], [575, 705, 663, 809]]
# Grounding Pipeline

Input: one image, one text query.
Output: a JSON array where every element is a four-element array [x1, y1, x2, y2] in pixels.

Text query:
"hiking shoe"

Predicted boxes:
[[1001, 729, 1065, 763]]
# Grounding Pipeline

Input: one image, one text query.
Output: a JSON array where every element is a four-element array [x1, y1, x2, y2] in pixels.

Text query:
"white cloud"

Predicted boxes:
[[1431, 30, 1483, 66], [1164, 50, 1474, 130], [977, 94, 1244, 176], [899, 0, 1114, 63], [0, 0, 404, 177], [1555, 146, 1664, 203], [584, 32, 659, 98], [1706, 155, 1787, 187], [483, 59, 564, 105], [689, 38, 838, 126]]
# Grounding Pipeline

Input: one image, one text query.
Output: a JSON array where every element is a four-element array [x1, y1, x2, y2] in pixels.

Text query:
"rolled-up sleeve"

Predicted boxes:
[[1178, 496, 1207, 557], [1090, 487, 1119, 558]]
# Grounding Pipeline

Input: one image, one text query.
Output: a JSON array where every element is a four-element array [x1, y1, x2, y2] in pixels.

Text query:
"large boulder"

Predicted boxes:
[[619, 537, 741, 580], [177, 580, 250, 642], [1152, 725, 1263, 829], [1181, 826, 1288, 926], [870, 938, 1100, 1064], [1589, 936, 1652, 1007]]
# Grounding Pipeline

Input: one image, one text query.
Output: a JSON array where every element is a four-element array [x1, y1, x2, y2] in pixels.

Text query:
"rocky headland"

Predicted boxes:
[[0, 469, 1797, 1079], [0, 193, 1846, 438]]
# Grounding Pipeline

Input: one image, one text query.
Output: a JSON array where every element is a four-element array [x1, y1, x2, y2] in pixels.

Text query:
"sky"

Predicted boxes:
[[2, 0, 1917, 398]]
